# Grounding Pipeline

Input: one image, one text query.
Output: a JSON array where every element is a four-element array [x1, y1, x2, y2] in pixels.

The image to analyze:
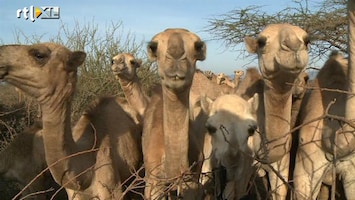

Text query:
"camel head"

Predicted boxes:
[[204, 70, 214, 80], [111, 53, 142, 80], [216, 73, 227, 85], [0, 43, 86, 102], [147, 28, 206, 92], [245, 24, 310, 80], [234, 70, 245, 78], [201, 94, 260, 164]]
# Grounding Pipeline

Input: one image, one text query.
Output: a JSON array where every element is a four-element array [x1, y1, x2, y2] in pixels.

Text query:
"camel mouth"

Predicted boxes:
[[112, 68, 127, 75], [166, 75, 186, 81]]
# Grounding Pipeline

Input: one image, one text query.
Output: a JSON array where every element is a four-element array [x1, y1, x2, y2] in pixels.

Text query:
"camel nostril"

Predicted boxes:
[[248, 124, 257, 136], [205, 123, 217, 135]]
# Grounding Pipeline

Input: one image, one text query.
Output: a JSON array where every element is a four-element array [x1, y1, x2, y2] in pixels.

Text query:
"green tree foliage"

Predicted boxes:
[[205, 0, 347, 65]]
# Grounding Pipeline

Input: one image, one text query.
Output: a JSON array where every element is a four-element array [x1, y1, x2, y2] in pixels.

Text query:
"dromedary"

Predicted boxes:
[[111, 53, 149, 121], [0, 43, 143, 199], [0, 122, 66, 200], [292, 52, 355, 199], [143, 28, 206, 199], [201, 94, 260, 199], [233, 70, 245, 89], [244, 23, 310, 199]]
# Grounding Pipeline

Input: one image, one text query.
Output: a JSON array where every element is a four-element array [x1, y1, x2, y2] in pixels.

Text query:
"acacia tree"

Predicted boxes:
[[206, 0, 347, 65]]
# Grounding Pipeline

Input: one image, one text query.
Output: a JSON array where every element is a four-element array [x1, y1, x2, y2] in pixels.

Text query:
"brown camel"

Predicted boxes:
[[244, 23, 310, 199], [111, 53, 149, 121], [236, 67, 264, 100], [143, 28, 206, 199], [201, 94, 260, 199], [293, 52, 354, 199], [0, 43, 143, 199], [294, 2, 355, 199], [0, 122, 67, 200]]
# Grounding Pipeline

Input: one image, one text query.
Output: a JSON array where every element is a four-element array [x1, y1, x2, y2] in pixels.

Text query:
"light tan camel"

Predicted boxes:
[[0, 122, 66, 200], [0, 43, 143, 199], [143, 28, 206, 199], [292, 52, 355, 199], [215, 73, 235, 94], [244, 23, 310, 199], [233, 70, 245, 89], [217, 72, 236, 89], [201, 94, 260, 200], [111, 53, 149, 121]]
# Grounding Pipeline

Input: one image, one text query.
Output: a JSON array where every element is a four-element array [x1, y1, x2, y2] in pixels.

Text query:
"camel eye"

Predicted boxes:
[[303, 35, 311, 46], [248, 124, 257, 136], [206, 124, 217, 134], [111, 59, 115, 65], [29, 49, 49, 64], [257, 37, 267, 48], [130, 60, 136, 66]]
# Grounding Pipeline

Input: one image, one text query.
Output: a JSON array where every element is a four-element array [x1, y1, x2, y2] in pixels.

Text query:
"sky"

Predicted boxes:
[[0, 0, 310, 75]]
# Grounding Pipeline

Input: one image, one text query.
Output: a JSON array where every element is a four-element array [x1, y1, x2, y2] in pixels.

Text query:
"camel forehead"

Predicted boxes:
[[211, 95, 250, 116], [260, 23, 307, 38], [113, 53, 135, 62], [152, 28, 202, 53]]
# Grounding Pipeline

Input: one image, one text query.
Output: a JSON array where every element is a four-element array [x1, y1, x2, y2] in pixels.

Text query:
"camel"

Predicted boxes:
[[0, 122, 66, 200], [244, 23, 310, 199], [201, 94, 261, 199], [217, 72, 236, 89], [0, 43, 143, 199], [214, 73, 235, 94], [233, 70, 245, 89], [292, 52, 355, 199], [111, 53, 149, 121], [142, 28, 206, 199], [204, 70, 215, 81], [236, 67, 264, 100]]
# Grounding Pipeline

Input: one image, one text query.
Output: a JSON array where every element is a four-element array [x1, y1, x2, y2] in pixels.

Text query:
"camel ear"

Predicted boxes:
[[131, 59, 142, 68], [66, 51, 86, 71], [136, 59, 142, 68], [147, 41, 158, 61], [244, 37, 258, 54], [195, 41, 206, 61], [200, 94, 213, 114], [248, 93, 259, 113]]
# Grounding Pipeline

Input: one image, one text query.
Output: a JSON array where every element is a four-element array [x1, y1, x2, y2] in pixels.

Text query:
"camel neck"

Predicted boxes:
[[119, 76, 148, 117], [162, 86, 190, 178], [261, 81, 293, 162], [40, 95, 93, 190]]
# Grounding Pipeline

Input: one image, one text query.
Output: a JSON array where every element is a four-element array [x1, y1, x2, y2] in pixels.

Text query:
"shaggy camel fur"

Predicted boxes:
[[293, 52, 355, 199], [201, 94, 260, 200], [0, 43, 143, 199], [245, 23, 310, 200], [143, 28, 206, 199], [111, 53, 149, 120]]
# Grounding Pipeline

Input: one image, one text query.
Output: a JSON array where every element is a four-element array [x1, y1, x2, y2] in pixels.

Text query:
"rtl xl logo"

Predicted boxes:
[[16, 6, 60, 22]]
